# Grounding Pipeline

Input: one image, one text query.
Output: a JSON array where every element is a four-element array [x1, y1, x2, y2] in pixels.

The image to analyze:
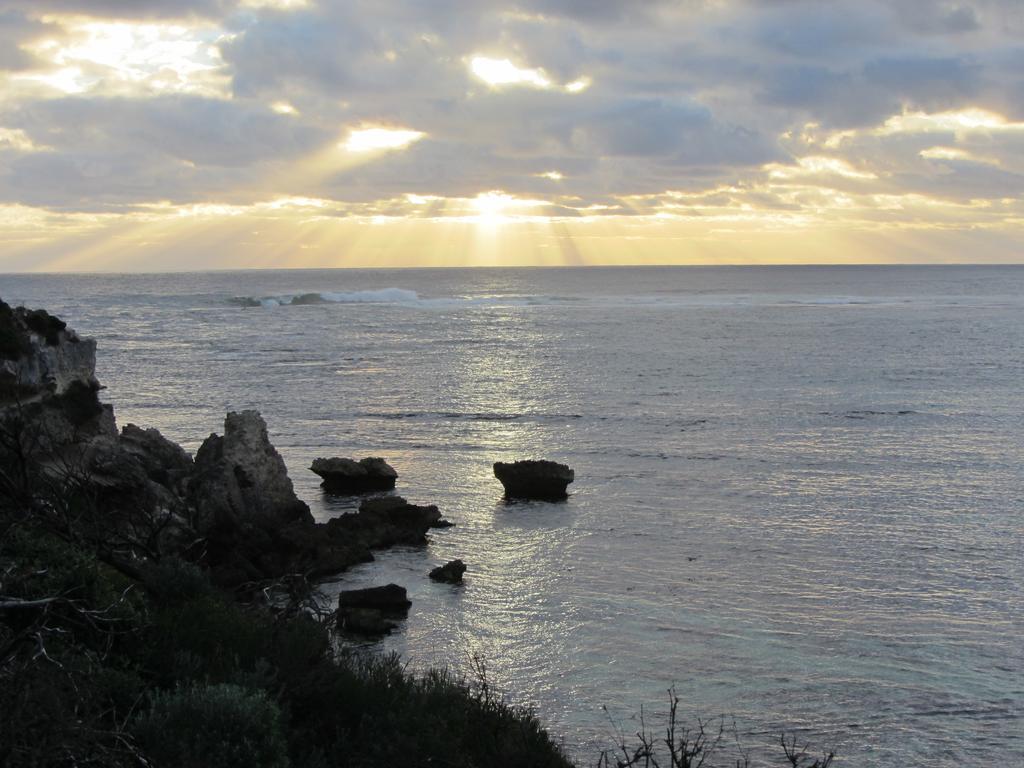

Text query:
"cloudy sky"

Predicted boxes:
[[1, 0, 1023, 270]]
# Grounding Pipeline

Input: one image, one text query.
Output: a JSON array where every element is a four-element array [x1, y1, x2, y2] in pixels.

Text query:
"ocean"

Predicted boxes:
[[3, 265, 1022, 766]]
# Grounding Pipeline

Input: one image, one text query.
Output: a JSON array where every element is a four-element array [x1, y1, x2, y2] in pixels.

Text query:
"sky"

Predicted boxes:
[[1, 0, 1023, 271]]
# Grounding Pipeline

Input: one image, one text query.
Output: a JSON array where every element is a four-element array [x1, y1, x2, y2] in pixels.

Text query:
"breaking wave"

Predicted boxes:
[[231, 288, 421, 308], [229, 289, 976, 311]]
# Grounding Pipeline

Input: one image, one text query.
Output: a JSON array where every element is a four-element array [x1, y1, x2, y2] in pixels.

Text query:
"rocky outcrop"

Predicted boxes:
[[325, 495, 451, 549], [0, 299, 114, 451], [189, 410, 312, 533], [120, 424, 194, 495], [310, 456, 398, 493], [429, 559, 466, 583], [339, 583, 412, 610], [493, 460, 574, 499], [337, 583, 411, 635], [0, 302, 98, 400], [183, 424, 454, 587], [0, 301, 459, 592], [77, 434, 195, 556]]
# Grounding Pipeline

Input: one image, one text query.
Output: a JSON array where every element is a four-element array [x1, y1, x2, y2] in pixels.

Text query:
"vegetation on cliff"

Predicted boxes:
[[0, 521, 571, 767]]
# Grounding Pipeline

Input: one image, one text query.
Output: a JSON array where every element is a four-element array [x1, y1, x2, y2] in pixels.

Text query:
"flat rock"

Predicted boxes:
[[493, 459, 575, 500], [338, 583, 411, 610], [325, 495, 451, 549], [429, 559, 466, 583], [311, 456, 397, 493]]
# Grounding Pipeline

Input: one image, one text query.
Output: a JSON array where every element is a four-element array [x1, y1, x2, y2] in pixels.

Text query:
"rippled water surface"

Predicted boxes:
[[3, 266, 1023, 766]]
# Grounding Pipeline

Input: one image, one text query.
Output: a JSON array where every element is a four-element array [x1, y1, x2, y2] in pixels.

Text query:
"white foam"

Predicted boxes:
[[317, 288, 421, 304], [237, 288, 421, 308]]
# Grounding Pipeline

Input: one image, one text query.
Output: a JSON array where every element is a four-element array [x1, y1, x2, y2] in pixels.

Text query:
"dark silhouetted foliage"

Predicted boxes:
[[22, 308, 66, 346], [132, 683, 290, 768], [0, 300, 30, 361]]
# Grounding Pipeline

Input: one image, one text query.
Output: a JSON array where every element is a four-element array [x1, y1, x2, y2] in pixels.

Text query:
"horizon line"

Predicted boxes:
[[4, 262, 1024, 277]]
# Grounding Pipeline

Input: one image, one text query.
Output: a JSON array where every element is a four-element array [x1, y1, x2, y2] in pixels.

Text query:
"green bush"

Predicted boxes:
[[132, 683, 289, 768], [0, 528, 146, 768], [142, 557, 214, 607]]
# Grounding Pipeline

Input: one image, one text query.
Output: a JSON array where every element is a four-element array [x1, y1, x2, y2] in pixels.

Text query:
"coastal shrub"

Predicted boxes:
[[142, 556, 214, 606], [132, 683, 289, 768], [57, 379, 104, 426], [0, 529, 147, 768], [146, 592, 329, 690], [4, 511, 578, 768], [280, 651, 572, 768], [1, 526, 143, 647], [22, 308, 66, 346]]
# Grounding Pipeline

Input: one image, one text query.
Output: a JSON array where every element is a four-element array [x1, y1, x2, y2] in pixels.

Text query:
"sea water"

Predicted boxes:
[[3, 266, 1022, 766]]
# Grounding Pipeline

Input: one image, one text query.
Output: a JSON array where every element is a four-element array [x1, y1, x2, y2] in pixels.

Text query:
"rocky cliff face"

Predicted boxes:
[[0, 298, 444, 590], [0, 299, 114, 449], [1, 302, 100, 400]]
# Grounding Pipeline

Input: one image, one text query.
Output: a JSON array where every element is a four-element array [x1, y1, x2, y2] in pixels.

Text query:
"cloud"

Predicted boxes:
[[0, 0, 1023, 265], [863, 56, 983, 109], [0, 95, 331, 209], [1, 0, 236, 19], [0, 11, 61, 71]]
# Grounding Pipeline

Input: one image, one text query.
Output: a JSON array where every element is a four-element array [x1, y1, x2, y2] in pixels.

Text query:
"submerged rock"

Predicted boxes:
[[493, 460, 574, 500], [429, 559, 466, 583], [310, 456, 398, 493]]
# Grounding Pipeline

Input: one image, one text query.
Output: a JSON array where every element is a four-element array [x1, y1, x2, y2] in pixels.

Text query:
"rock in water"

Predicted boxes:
[[310, 456, 398, 493], [339, 608, 398, 635], [324, 495, 451, 548], [338, 583, 411, 610], [429, 559, 466, 583], [493, 459, 575, 499], [189, 410, 312, 533], [337, 583, 411, 635]]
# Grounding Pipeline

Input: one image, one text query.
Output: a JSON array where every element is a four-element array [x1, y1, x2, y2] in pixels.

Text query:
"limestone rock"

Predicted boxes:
[[0, 301, 100, 401], [189, 410, 312, 534], [429, 559, 466, 583], [310, 456, 398, 493], [338, 608, 398, 635], [120, 423, 194, 494], [0, 300, 115, 451], [337, 583, 411, 635], [493, 459, 575, 499], [339, 583, 411, 610], [324, 495, 450, 549]]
